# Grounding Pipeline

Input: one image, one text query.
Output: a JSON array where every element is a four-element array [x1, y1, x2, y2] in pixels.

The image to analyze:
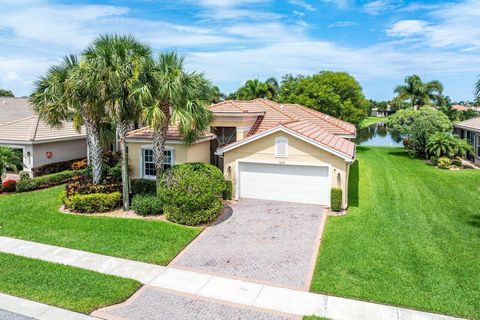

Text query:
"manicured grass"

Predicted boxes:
[[303, 316, 329, 320], [0, 252, 140, 313], [311, 147, 480, 319], [0, 186, 202, 265], [359, 116, 386, 128]]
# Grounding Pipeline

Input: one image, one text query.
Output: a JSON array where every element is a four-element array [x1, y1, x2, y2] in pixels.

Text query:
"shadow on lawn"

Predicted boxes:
[[467, 214, 480, 233], [348, 159, 359, 207]]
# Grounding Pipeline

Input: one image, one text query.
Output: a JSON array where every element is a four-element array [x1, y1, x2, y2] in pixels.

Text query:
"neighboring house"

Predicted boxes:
[[370, 105, 394, 117], [455, 117, 480, 165], [451, 104, 468, 111], [0, 98, 87, 174], [128, 99, 356, 208]]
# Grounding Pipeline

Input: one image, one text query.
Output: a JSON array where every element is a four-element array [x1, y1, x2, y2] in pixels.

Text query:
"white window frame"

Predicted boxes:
[[476, 134, 480, 158], [140, 145, 175, 180], [275, 136, 288, 158]]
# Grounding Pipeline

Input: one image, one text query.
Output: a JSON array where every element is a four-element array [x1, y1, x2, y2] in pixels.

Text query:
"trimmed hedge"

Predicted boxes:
[[131, 194, 162, 216], [331, 187, 342, 212], [64, 192, 121, 213], [32, 158, 85, 177], [159, 163, 225, 226], [164, 199, 223, 226], [16, 170, 84, 192], [131, 179, 156, 195], [223, 180, 233, 200]]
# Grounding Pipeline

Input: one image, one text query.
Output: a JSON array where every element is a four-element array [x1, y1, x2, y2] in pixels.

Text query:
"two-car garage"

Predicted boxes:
[[238, 162, 331, 205]]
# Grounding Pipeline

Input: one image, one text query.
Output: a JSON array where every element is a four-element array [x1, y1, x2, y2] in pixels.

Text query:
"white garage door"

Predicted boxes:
[[238, 162, 330, 205]]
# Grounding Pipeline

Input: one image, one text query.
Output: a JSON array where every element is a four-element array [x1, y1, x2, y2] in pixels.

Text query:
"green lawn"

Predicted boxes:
[[359, 116, 386, 128], [311, 147, 480, 319], [0, 252, 140, 313], [0, 186, 202, 265]]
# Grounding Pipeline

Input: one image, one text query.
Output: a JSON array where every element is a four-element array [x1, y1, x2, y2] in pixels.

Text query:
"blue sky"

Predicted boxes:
[[1, 0, 480, 101]]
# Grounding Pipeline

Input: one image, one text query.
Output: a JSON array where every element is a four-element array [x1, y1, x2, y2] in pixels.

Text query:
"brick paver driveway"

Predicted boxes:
[[171, 198, 325, 290], [94, 286, 299, 320]]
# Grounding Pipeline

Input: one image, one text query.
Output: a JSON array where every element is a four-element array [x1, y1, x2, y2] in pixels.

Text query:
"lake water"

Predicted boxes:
[[354, 122, 404, 147]]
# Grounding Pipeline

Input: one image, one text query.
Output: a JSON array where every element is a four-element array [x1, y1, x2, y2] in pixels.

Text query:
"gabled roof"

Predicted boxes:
[[126, 126, 215, 141], [209, 99, 356, 137], [217, 123, 355, 161], [455, 116, 480, 132], [0, 116, 85, 143], [0, 97, 34, 125]]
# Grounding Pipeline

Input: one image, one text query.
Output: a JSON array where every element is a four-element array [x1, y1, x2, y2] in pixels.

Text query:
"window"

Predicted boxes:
[[142, 148, 174, 178], [275, 137, 288, 157], [477, 135, 480, 158]]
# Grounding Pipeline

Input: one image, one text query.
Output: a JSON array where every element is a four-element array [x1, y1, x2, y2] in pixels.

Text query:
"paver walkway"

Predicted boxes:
[[0, 236, 465, 320], [93, 286, 299, 320], [0, 309, 35, 320], [171, 199, 325, 289]]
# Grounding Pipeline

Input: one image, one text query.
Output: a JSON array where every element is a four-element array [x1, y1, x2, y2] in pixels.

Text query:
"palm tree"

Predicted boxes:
[[265, 77, 279, 100], [30, 55, 106, 183], [83, 34, 153, 210], [394, 75, 444, 109], [0, 146, 21, 184], [209, 85, 226, 104], [452, 138, 474, 159], [141, 52, 213, 192], [475, 76, 480, 102], [426, 132, 456, 158]]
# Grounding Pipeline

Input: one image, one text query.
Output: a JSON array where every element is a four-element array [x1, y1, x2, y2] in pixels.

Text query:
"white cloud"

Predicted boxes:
[[288, 0, 316, 11], [386, 0, 480, 51], [328, 21, 360, 28], [319, 0, 349, 9], [363, 0, 401, 15], [387, 20, 429, 37]]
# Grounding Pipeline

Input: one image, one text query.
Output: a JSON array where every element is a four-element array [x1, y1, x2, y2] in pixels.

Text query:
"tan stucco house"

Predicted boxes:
[[454, 116, 480, 165], [127, 99, 356, 208], [0, 97, 87, 174]]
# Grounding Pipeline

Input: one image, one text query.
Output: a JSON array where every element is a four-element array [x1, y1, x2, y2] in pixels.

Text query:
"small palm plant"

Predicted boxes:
[[0, 146, 22, 184], [452, 138, 474, 159], [426, 132, 456, 158]]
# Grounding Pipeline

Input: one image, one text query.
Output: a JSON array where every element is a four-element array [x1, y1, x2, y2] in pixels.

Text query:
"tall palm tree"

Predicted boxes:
[[265, 77, 279, 100], [141, 52, 213, 192], [394, 75, 444, 109], [0, 146, 21, 184], [475, 76, 480, 102], [83, 34, 153, 210], [30, 55, 106, 183]]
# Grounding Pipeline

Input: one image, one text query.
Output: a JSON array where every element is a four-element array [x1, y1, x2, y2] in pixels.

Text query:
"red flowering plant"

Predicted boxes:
[[2, 179, 17, 192]]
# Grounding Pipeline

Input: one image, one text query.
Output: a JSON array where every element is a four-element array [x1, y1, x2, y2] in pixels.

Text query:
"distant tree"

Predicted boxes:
[[0, 89, 14, 97], [394, 75, 444, 109], [208, 85, 226, 104], [277, 71, 369, 125], [387, 107, 452, 158], [228, 78, 279, 100]]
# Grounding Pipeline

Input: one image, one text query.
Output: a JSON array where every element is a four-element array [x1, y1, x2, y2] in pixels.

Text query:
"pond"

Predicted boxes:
[[354, 122, 404, 147]]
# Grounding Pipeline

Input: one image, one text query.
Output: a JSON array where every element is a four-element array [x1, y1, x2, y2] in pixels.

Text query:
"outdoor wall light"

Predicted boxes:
[[337, 172, 341, 186], [227, 166, 231, 175]]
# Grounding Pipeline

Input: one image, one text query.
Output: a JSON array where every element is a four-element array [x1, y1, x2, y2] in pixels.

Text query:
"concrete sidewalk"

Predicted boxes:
[[0, 236, 465, 320], [0, 293, 99, 320]]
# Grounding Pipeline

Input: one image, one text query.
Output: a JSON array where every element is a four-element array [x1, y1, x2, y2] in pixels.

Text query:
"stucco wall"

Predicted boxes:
[[32, 139, 87, 168], [223, 131, 350, 208], [127, 139, 211, 180], [213, 115, 259, 140]]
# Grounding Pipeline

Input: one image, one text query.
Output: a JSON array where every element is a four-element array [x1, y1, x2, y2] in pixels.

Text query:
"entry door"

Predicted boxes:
[[238, 162, 330, 205]]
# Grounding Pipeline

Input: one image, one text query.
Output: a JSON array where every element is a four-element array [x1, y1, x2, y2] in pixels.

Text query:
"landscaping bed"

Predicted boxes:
[[0, 252, 140, 314], [0, 186, 202, 265], [311, 146, 480, 319]]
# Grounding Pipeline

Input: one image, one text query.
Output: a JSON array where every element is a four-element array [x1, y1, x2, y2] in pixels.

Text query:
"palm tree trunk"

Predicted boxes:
[[85, 123, 92, 166], [85, 120, 104, 184], [153, 103, 171, 195], [117, 120, 130, 210]]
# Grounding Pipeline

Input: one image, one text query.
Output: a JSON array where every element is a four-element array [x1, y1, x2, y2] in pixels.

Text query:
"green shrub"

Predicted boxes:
[[164, 199, 223, 226], [223, 180, 233, 200], [131, 194, 163, 216], [451, 158, 462, 167], [16, 170, 84, 192], [64, 192, 121, 213], [131, 179, 156, 195], [430, 156, 439, 166], [437, 157, 452, 169], [106, 163, 122, 180], [65, 176, 122, 197], [159, 162, 225, 226], [19, 171, 31, 181], [331, 187, 343, 211]]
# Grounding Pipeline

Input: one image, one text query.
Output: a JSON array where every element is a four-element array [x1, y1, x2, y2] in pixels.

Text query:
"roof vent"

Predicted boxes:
[[280, 104, 284, 111]]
